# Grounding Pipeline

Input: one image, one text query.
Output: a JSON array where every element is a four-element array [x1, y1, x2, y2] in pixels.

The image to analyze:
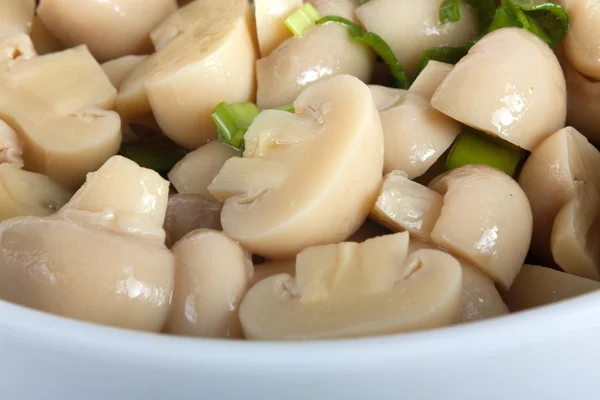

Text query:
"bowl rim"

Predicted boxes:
[[2, 289, 600, 368]]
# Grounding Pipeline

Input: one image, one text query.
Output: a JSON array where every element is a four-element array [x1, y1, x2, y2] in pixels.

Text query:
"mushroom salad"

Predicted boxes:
[[0, 0, 598, 341]]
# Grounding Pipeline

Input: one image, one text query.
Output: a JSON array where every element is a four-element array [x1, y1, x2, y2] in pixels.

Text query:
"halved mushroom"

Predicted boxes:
[[502, 264, 600, 312], [373, 166, 532, 289], [519, 127, 600, 277], [0, 0, 35, 41], [164, 229, 253, 338], [240, 232, 462, 340], [168, 140, 239, 200], [0, 35, 121, 189], [101, 55, 148, 90], [0, 156, 175, 331], [369, 86, 460, 178], [37, 0, 178, 62], [355, 0, 477, 77], [117, 0, 257, 150], [163, 193, 222, 247], [256, 22, 374, 109], [409, 239, 508, 323], [431, 28, 567, 151], [557, 0, 600, 81], [409, 61, 453, 100], [254, 0, 302, 57], [209, 75, 384, 259]]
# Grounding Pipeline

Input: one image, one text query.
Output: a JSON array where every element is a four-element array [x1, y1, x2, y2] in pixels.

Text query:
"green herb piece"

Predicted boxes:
[[417, 43, 473, 74], [316, 16, 410, 89], [120, 139, 188, 173], [440, 0, 462, 24], [276, 104, 295, 113], [212, 102, 261, 150], [284, 3, 321, 37]]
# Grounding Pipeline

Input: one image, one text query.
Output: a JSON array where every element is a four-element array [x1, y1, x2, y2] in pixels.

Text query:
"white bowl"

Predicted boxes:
[[1, 292, 599, 400]]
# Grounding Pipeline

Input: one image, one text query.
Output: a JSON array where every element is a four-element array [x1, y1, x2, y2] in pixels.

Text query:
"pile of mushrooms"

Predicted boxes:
[[0, 0, 598, 342]]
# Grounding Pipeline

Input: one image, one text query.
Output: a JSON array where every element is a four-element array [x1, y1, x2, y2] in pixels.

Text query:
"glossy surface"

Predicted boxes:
[[432, 28, 566, 151], [163, 193, 222, 247], [209, 75, 384, 259], [37, 0, 177, 62], [240, 232, 462, 340], [254, 0, 301, 57], [117, 0, 257, 150], [0, 0, 34, 41], [165, 229, 253, 339]]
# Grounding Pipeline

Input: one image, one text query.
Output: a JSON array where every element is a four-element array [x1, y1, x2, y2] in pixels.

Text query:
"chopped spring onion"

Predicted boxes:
[[212, 102, 261, 150], [119, 139, 188, 173], [439, 0, 462, 24], [284, 3, 321, 37], [276, 104, 296, 113], [446, 129, 524, 177], [488, 0, 569, 45], [417, 43, 472, 74], [316, 16, 410, 89]]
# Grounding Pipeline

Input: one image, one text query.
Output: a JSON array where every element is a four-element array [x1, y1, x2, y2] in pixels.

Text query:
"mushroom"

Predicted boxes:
[[256, 19, 374, 109], [37, 0, 178, 62], [355, 0, 477, 77], [239, 232, 462, 340], [557, 0, 600, 81], [0, 0, 35, 41], [409, 239, 508, 323], [409, 61, 453, 101], [117, 0, 258, 150], [518, 127, 600, 278], [168, 140, 239, 200], [0, 156, 175, 331], [372, 166, 532, 289], [502, 264, 600, 312], [29, 15, 64, 55], [163, 193, 222, 247], [164, 229, 253, 338], [311, 0, 361, 22], [346, 219, 392, 243], [254, 0, 302, 57], [431, 28, 567, 151], [369, 85, 461, 178], [250, 259, 296, 287], [101, 55, 148, 90], [209, 75, 384, 259], [0, 35, 121, 190]]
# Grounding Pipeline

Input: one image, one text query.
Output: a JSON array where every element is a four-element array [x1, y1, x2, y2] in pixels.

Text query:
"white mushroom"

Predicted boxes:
[[163, 193, 222, 247], [0, 0, 35, 41], [209, 75, 384, 259], [117, 0, 258, 150], [240, 232, 462, 340], [254, 0, 302, 57], [29, 15, 64, 55], [0, 156, 175, 331], [409, 61, 453, 100], [101, 55, 148, 90], [431, 28, 567, 151], [164, 229, 253, 338]]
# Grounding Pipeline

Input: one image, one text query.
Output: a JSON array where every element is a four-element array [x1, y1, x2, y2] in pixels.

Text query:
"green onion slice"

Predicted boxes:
[[212, 102, 261, 150], [275, 104, 296, 113], [439, 0, 462, 24], [284, 3, 321, 37], [119, 139, 188, 173], [417, 43, 473, 74], [446, 129, 523, 177], [316, 16, 410, 89]]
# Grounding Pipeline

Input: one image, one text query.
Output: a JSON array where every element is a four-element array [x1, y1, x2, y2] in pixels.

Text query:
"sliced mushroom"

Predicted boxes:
[[163, 193, 222, 247], [0, 156, 175, 331], [0, 0, 35, 41], [240, 232, 462, 340], [117, 0, 257, 150], [101, 55, 148, 90], [164, 229, 253, 338], [209, 75, 384, 259], [168, 140, 239, 200], [502, 264, 600, 312], [0, 35, 121, 189], [374, 166, 532, 289], [254, 0, 302, 57], [37, 0, 178, 62], [356, 0, 477, 77], [557, 0, 600, 81], [409, 61, 453, 100], [409, 239, 508, 323], [519, 127, 600, 276], [369, 86, 460, 178], [29, 15, 64, 55], [431, 28, 567, 151], [256, 23, 374, 109]]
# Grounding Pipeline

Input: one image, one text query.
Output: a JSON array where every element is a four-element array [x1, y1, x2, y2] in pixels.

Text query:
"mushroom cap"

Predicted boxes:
[[209, 75, 384, 259], [240, 232, 462, 340], [165, 229, 253, 338], [356, 0, 477, 77], [431, 28, 567, 151], [37, 0, 178, 62], [369, 86, 460, 178], [254, 0, 302, 57], [163, 193, 222, 247], [428, 164, 532, 289], [117, 0, 257, 150], [0, 0, 35, 41], [502, 264, 600, 312], [256, 23, 374, 109]]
